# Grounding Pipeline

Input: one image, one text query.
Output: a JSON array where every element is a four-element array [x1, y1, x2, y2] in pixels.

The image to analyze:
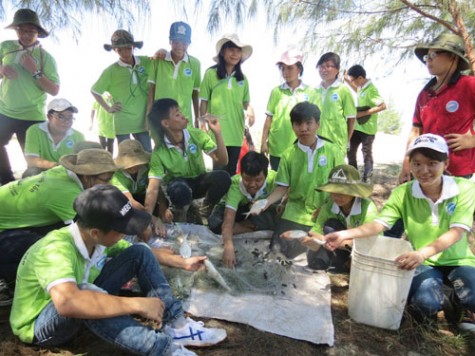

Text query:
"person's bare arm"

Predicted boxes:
[[356, 102, 387, 118], [244, 103, 255, 127], [151, 248, 207, 271], [325, 221, 386, 251], [50, 282, 164, 322], [261, 115, 272, 155], [92, 92, 122, 113], [147, 84, 156, 116], [398, 126, 422, 184], [199, 100, 208, 130], [25, 156, 58, 170], [207, 117, 228, 166], [221, 208, 238, 268], [347, 117, 356, 142], [20, 53, 59, 95], [192, 90, 200, 128]]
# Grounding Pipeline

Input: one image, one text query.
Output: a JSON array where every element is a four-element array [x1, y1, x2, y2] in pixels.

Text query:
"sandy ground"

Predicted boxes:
[[5, 132, 406, 179]]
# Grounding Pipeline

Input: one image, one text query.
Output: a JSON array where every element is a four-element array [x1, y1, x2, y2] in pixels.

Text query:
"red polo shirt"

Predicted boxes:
[[413, 73, 475, 176]]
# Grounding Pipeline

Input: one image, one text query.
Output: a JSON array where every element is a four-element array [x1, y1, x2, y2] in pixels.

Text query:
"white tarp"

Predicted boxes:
[[160, 224, 335, 346]]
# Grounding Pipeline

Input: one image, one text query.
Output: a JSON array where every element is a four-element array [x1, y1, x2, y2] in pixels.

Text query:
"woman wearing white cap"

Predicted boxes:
[[261, 49, 317, 170], [199, 34, 254, 176], [326, 134, 475, 331]]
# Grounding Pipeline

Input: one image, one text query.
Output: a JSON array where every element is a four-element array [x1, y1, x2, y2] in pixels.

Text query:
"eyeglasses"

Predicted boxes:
[[318, 64, 336, 71], [422, 51, 447, 62], [53, 113, 75, 122]]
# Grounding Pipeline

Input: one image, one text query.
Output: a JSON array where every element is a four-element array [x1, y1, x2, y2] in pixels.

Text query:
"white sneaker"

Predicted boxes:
[[171, 344, 197, 356], [164, 317, 227, 347]]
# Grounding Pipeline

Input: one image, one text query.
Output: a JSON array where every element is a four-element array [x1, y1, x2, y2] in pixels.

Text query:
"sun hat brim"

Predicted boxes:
[[213, 36, 253, 63], [115, 152, 150, 170], [316, 182, 373, 198], [104, 41, 144, 51], [60, 149, 119, 175]]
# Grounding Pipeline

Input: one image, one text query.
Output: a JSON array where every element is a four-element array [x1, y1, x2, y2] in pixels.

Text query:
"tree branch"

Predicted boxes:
[[398, 0, 456, 32]]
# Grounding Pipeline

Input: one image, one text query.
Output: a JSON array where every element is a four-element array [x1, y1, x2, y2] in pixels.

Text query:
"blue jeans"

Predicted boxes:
[[33, 245, 183, 355], [116, 132, 152, 153], [409, 264, 475, 317]]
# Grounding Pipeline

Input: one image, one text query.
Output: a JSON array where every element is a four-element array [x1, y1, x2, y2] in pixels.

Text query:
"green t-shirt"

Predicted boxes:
[[315, 80, 356, 155], [375, 176, 475, 267], [266, 82, 318, 157], [0, 166, 83, 231], [149, 52, 201, 127], [111, 166, 149, 196], [199, 67, 250, 146], [276, 137, 345, 226], [223, 170, 277, 210], [92, 99, 115, 139], [24, 122, 85, 162], [10, 224, 130, 343], [311, 197, 377, 233], [0, 40, 60, 121], [149, 128, 216, 184], [354, 80, 384, 136], [91, 56, 151, 135]]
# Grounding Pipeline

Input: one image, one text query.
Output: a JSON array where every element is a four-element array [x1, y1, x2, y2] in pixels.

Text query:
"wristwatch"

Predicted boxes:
[[32, 70, 43, 80]]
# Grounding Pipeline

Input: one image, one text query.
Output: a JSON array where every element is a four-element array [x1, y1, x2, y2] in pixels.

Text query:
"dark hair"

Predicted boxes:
[[290, 102, 321, 124], [214, 41, 245, 81], [148, 98, 179, 143], [240, 151, 269, 177], [278, 62, 304, 77], [347, 65, 366, 79], [409, 147, 448, 162], [317, 52, 341, 70]]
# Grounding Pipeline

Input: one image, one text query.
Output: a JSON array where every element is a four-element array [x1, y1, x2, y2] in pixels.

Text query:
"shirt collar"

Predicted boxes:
[[318, 78, 341, 89], [330, 197, 362, 216], [165, 51, 189, 63], [297, 135, 324, 153], [39, 121, 74, 138], [411, 175, 459, 202], [117, 55, 140, 68], [238, 178, 268, 201], [69, 223, 106, 262], [280, 81, 306, 91], [360, 79, 372, 90], [164, 129, 190, 150], [422, 71, 461, 92]]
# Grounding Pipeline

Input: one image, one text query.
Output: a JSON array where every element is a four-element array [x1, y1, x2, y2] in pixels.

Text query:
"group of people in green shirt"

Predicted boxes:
[[2, 7, 475, 355]]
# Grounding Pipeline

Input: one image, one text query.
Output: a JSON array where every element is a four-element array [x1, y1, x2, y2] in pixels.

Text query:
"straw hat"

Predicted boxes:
[[316, 165, 373, 198], [73, 141, 103, 154], [213, 33, 253, 63], [5, 9, 49, 38], [115, 139, 150, 169], [60, 149, 119, 175], [414, 33, 470, 71], [104, 30, 143, 51]]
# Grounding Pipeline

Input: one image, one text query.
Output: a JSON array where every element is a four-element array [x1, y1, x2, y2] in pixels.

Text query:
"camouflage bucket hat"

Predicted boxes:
[[316, 165, 373, 198], [104, 29, 143, 51], [60, 149, 119, 175], [5, 8, 49, 38], [114, 139, 150, 169], [414, 33, 470, 71]]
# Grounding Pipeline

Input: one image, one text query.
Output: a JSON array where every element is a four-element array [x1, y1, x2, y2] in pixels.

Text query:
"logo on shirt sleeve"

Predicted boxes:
[[189, 143, 197, 154], [445, 100, 459, 113], [446, 202, 456, 215]]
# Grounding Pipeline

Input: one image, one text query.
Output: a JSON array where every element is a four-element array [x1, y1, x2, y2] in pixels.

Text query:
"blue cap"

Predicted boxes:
[[169, 22, 191, 44]]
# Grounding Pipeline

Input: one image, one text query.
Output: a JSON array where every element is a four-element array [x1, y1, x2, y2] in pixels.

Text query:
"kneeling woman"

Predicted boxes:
[[325, 134, 475, 328]]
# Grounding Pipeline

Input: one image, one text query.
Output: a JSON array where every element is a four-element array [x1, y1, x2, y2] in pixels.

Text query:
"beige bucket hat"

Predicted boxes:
[[60, 149, 119, 175], [213, 33, 253, 63], [316, 164, 373, 198], [115, 139, 150, 169]]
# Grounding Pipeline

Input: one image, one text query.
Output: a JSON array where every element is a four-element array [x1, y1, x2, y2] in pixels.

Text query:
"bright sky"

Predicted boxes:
[[0, 1, 430, 146]]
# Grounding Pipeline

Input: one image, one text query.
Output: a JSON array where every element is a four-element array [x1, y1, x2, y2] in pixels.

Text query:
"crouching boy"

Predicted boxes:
[[10, 184, 226, 355]]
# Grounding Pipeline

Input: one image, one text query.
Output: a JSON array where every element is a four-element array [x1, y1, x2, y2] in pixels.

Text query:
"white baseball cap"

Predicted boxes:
[[47, 98, 78, 113], [406, 134, 449, 155]]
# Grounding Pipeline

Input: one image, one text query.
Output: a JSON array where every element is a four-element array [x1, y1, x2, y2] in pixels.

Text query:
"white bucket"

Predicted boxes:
[[348, 236, 415, 330]]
